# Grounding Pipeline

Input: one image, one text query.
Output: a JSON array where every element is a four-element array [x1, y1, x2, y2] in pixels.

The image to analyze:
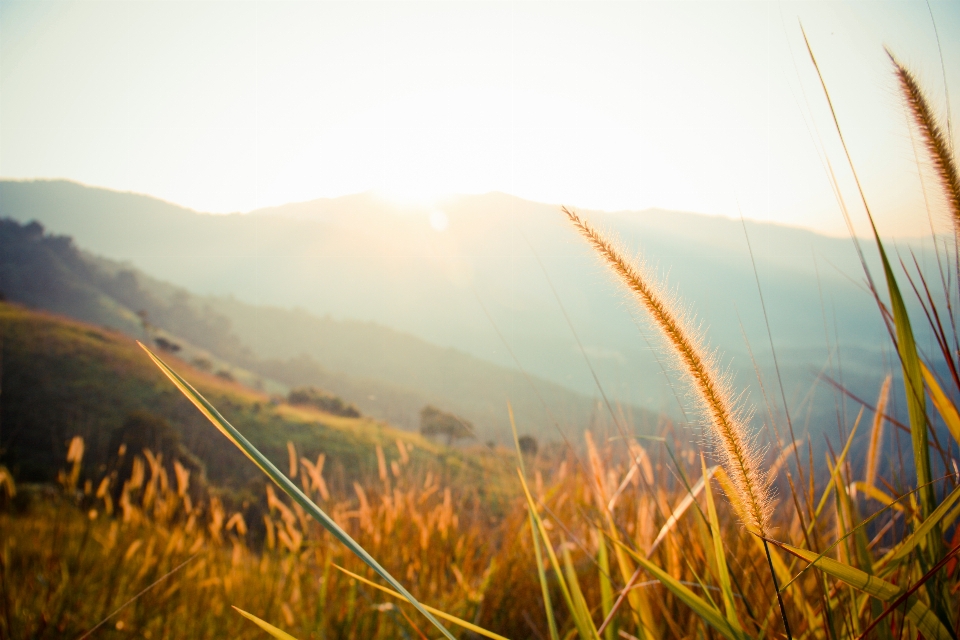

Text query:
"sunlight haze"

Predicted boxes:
[[2, 1, 959, 236]]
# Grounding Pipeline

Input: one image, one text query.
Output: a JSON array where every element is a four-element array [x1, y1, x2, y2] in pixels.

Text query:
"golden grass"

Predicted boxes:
[[890, 51, 960, 237]]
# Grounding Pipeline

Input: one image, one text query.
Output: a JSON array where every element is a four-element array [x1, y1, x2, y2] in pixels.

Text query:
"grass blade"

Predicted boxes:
[[769, 541, 953, 640], [701, 456, 741, 631], [233, 607, 299, 640], [875, 482, 960, 573], [648, 468, 714, 555], [612, 540, 750, 640], [509, 404, 561, 640], [139, 343, 456, 640], [517, 469, 599, 640], [332, 565, 510, 640], [921, 361, 960, 446], [597, 532, 615, 640]]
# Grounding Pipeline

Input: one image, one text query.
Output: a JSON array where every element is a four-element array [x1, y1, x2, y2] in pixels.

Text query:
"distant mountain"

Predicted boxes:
[[2, 179, 944, 440], [0, 217, 646, 443]]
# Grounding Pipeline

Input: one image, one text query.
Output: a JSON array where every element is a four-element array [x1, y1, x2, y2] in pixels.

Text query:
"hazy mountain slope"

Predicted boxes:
[[0, 303, 421, 487], [2, 178, 939, 437], [0, 217, 641, 442]]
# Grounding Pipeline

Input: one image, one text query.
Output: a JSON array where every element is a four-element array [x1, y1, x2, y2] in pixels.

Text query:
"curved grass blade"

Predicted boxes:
[[768, 540, 953, 640], [233, 607, 299, 640], [875, 481, 960, 573], [921, 361, 960, 446], [139, 343, 456, 640], [517, 469, 600, 640], [332, 565, 510, 640], [509, 404, 561, 640], [803, 27, 938, 548], [612, 540, 751, 640]]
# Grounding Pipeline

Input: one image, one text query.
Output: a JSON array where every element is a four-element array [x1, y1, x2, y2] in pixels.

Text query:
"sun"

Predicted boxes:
[[373, 185, 448, 210]]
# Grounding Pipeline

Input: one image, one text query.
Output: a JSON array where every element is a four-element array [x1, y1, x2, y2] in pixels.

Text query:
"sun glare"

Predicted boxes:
[[373, 186, 447, 211]]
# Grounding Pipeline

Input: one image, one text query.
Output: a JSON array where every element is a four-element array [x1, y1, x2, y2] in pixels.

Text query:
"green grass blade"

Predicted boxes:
[[813, 409, 862, 522], [233, 607, 299, 640], [597, 532, 615, 640], [562, 545, 597, 638], [612, 540, 750, 640], [877, 246, 938, 529], [921, 361, 960, 446], [332, 565, 511, 640], [517, 469, 598, 640], [876, 482, 960, 573], [140, 343, 456, 640], [509, 404, 560, 640], [770, 541, 953, 640]]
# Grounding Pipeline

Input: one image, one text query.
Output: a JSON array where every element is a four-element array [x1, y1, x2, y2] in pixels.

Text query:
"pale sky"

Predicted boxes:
[[1, 1, 958, 236]]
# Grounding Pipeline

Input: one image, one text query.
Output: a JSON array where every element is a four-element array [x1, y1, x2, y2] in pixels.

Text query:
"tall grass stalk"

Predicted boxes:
[[562, 207, 771, 538], [889, 50, 960, 237], [562, 207, 791, 638]]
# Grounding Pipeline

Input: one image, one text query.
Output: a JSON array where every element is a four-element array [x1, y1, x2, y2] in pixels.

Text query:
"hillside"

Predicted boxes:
[[0, 218, 644, 443], [0, 302, 517, 506], [1, 178, 939, 437]]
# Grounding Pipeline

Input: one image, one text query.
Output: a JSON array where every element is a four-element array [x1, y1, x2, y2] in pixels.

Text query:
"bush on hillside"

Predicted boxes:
[[287, 386, 361, 418]]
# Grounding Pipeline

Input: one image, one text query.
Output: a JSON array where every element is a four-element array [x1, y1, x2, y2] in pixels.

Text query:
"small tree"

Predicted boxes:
[[518, 435, 538, 457], [419, 405, 474, 446]]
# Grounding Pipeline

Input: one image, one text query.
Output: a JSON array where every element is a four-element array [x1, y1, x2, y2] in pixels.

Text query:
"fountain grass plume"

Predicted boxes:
[[562, 206, 773, 536], [889, 51, 960, 236]]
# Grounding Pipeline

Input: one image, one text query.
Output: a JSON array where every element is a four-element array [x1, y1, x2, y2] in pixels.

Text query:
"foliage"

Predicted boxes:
[[288, 386, 361, 418], [420, 405, 475, 446]]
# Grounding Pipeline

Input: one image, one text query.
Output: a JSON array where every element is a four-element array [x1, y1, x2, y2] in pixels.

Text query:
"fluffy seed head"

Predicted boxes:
[[889, 52, 960, 238], [563, 206, 772, 535]]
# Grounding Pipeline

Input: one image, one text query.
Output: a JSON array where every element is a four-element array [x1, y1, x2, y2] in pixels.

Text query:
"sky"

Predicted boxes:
[[1, 1, 959, 237]]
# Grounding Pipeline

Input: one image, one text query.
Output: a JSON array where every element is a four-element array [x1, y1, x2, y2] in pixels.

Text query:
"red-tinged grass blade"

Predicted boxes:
[[139, 343, 456, 640], [332, 565, 510, 640], [612, 539, 751, 640], [233, 607, 299, 640], [768, 540, 953, 640], [509, 404, 561, 640], [921, 361, 960, 446], [858, 542, 960, 640]]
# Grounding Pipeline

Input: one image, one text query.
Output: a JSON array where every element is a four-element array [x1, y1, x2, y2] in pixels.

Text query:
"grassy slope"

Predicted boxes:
[[0, 302, 515, 506]]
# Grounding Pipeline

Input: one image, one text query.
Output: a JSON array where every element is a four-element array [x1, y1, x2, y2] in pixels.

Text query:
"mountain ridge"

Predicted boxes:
[[1, 178, 930, 440]]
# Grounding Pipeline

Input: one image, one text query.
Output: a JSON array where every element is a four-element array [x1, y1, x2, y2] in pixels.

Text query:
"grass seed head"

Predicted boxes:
[[563, 206, 773, 535]]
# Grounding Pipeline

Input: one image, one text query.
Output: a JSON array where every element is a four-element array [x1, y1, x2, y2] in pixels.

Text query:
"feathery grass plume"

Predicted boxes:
[[562, 206, 772, 535], [889, 51, 960, 236]]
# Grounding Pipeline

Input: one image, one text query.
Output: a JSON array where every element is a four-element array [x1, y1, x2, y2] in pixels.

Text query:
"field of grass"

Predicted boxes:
[[3, 43, 960, 640]]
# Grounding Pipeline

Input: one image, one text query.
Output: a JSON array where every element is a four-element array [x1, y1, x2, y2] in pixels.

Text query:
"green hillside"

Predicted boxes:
[[0, 302, 516, 507], [0, 216, 653, 443]]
